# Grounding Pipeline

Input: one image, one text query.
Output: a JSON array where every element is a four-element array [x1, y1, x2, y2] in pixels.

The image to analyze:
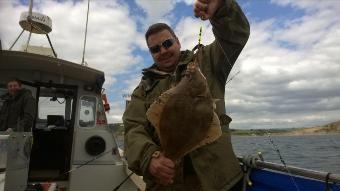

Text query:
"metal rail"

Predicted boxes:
[[238, 156, 340, 184]]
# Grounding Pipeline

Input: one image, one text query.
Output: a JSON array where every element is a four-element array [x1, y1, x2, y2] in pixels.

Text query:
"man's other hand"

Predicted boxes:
[[148, 152, 175, 185], [194, 0, 223, 20]]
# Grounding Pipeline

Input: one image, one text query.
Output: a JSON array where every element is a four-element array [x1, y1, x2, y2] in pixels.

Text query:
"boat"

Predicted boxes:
[[239, 155, 340, 191], [1, 1, 340, 191], [0, 4, 141, 190], [0, 48, 145, 191]]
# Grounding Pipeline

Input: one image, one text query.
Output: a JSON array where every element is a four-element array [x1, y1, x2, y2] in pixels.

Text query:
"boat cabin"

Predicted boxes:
[[0, 50, 137, 191]]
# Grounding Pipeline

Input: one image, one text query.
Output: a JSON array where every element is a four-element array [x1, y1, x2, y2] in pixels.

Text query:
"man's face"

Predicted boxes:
[[147, 29, 181, 72], [7, 81, 21, 96]]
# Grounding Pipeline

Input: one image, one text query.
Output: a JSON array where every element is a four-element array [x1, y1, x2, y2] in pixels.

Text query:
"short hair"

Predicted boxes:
[[145, 23, 177, 45], [7, 78, 22, 86]]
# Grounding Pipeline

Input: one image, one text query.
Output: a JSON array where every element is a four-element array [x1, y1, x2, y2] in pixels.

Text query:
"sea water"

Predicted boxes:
[[232, 133, 340, 174]]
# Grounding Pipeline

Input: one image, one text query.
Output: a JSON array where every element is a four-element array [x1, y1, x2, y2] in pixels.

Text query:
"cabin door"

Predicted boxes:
[[28, 84, 77, 181]]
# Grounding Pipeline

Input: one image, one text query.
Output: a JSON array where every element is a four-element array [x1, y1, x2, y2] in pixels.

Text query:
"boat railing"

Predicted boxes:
[[238, 156, 340, 184]]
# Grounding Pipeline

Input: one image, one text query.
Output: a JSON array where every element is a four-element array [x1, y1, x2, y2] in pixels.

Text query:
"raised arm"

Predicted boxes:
[[196, 0, 250, 83]]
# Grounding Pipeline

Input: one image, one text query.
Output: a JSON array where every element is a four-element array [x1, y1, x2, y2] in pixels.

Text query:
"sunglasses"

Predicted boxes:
[[148, 38, 175, 54]]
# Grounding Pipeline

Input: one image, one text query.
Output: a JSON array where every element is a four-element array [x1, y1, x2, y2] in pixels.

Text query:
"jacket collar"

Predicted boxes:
[[8, 88, 29, 101]]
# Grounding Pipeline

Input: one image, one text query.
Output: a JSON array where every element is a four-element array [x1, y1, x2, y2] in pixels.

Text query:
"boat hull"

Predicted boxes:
[[247, 168, 340, 191]]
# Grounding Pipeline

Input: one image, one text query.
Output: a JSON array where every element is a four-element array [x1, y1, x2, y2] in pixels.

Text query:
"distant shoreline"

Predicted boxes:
[[110, 120, 340, 137], [230, 121, 340, 136], [231, 132, 340, 137]]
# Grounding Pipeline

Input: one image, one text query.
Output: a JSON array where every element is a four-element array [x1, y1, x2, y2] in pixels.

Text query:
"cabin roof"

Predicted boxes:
[[0, 50, 105, 85]]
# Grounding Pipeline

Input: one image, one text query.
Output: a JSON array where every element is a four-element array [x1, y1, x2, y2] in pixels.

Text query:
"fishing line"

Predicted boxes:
[[25, 146, 123, 190], [112, 172, 134, 191], [226, 70, 240, 84], [215, 39, 241, 86], [195, 9, 301, 191], [198, 26, 202, 45], [196, 25, 241, 86], [266, 132, 301, 191], [67, 148, 114, 173]]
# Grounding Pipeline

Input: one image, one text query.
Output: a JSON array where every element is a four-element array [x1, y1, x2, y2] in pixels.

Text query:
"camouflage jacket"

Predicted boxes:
[[123, 1, 250, 190]]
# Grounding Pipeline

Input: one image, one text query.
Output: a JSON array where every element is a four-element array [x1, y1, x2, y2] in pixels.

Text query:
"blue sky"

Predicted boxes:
[[1, 0, 340, 129]]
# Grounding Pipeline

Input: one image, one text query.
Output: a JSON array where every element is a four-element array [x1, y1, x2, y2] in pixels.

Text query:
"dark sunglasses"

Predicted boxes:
[[148, 38, 175, 54]]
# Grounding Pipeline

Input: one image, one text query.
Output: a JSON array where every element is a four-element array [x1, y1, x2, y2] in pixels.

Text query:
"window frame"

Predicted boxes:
[[0, 84, 7, 110], [78, 95, 98, 128]]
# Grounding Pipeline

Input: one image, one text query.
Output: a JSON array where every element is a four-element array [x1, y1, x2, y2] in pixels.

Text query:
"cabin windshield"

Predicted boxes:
[[36, 87, 75, 130]]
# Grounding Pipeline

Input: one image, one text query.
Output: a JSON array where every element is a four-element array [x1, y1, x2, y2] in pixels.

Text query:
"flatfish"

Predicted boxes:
[[146, 46, 222, 161]]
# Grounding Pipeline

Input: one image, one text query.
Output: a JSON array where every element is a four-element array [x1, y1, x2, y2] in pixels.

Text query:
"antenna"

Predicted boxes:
[[9, 0, 57, 57], [81, 0, 91, 66], [28, 0, 33, 16]]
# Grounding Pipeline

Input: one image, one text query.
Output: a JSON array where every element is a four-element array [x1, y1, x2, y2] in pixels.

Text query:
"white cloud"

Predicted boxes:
[[106, 101, 125, 123], [134, 0, 176, 28], [0, 0, 143, 88], [2, 0, 340, 129], [115, 0, 340, 128], [271, 0, 340, 12], [175, 17, 214, 49], [176, 0, 194, 6], [123, 75, 143, 95], [227, 1, 340, 128]]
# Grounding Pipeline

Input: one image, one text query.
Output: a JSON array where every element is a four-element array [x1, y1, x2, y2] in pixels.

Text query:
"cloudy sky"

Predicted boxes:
[[1, 0, 339, 129]]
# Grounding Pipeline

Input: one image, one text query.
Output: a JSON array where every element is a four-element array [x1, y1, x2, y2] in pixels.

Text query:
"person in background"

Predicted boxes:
[[0, 78, 36, 132], [123, 0, 250, 190]]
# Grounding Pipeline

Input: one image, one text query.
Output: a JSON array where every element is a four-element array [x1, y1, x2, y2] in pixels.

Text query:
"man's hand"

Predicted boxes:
[[148, 152, 175, 185], [6, 128, 13, 133], [194, 0, 223, 20]]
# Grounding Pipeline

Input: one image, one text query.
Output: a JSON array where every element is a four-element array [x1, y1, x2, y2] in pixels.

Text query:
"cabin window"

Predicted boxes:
[[38, 97, 66, 119], [36, 87, 76, 130], [37, 96, 73, 129], [0, 84, 7, 110], [0, 86, 7, 110], [79, 96, 97, 127]]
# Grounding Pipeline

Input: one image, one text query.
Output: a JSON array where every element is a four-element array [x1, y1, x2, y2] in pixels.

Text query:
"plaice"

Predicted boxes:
[[146, 45, 222, 161]]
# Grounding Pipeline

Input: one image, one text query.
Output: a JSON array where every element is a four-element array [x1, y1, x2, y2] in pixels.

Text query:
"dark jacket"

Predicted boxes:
[[0, 88, 36, 132], [123, 1, 250, 190]]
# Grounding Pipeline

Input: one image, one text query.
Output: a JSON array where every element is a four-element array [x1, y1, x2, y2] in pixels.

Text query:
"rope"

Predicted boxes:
[[242, 154, 259, 168], [81, 0, 90, 66], [240, 154, 261, 191]]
